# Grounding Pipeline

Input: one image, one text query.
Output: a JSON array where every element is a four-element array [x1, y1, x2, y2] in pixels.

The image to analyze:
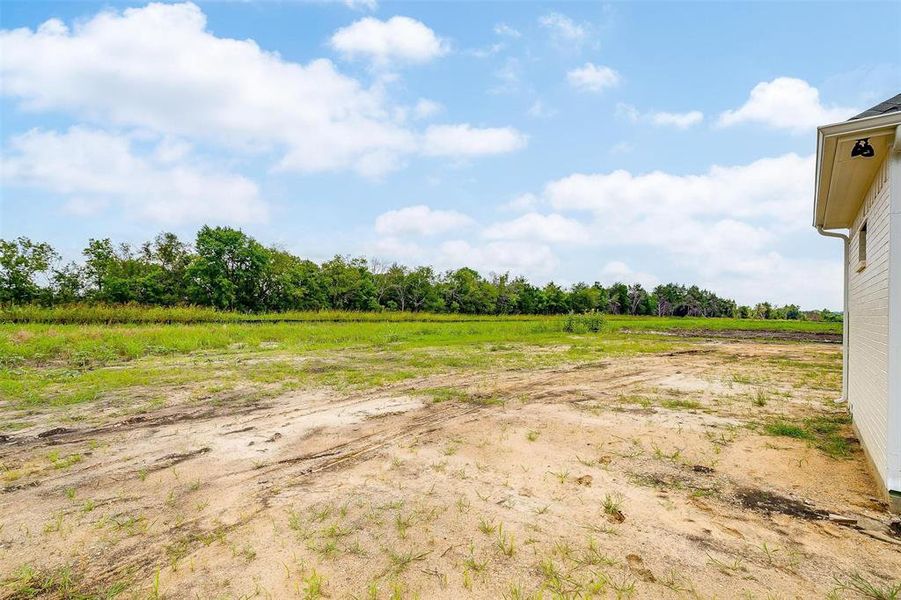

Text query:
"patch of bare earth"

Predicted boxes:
[[1, 341, 899, 598]]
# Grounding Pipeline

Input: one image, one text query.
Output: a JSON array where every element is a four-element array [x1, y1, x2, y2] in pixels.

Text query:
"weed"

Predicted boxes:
[[661, 398, 702, 410], [478, 518, 497, 535], [495, 525, 515, 557], [48, 452, 82, 470], [311, 504, 333, 523], [753, 389, 769, 407], [526, 430, 540, 442], [550, 469, 569, 484], [394, 512, 412, 538], [706, 553, 746, 575], [603, 493, 623, 516], [386, 549, 429, 573], [832, 572, 901, 600], [303, 569, 324, 600]]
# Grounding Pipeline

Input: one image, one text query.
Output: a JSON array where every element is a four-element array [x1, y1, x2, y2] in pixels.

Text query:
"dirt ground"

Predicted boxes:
[[2, 339, 899, 599]]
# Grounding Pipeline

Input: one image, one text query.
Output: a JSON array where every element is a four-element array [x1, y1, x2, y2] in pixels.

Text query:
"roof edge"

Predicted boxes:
[[813, 113, 901, 229]]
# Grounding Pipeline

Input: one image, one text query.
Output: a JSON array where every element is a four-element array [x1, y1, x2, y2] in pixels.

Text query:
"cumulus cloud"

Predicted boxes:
[[500, 193, 540, 212], [1, 127, 267, 224], [527, 100, 557, 119], [439, 240, 558, 277], [329, 16, 449, 66], [0, 3, 521, 178], [421, 124, 527, 157], [718, 77, 857, 133], [538, 12, 588, 46], [600, 261, 659, 289], [413, 98, 443, 120], [483, 212, 591, 244], [493, 23, 521, 38], [650, 110, 704, 129], [375, 205, 473, 236], [532, 153, 837, 306], [545, 153, 812, 230], [617, 104, 703, 128], [567, 63, 620, 92]]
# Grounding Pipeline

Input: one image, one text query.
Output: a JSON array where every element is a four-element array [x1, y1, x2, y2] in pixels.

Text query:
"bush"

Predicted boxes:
[[562, 311, 605, 334]]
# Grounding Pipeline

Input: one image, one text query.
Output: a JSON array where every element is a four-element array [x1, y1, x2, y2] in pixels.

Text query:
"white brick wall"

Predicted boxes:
[[848, 155, 892, 483]]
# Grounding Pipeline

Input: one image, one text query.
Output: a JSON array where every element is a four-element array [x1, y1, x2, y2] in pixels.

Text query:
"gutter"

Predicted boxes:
[[816, 226, 849, 404]]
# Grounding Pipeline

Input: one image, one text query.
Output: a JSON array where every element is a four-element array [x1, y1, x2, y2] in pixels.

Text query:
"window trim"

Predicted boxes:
[[857, 220, 868, 272]]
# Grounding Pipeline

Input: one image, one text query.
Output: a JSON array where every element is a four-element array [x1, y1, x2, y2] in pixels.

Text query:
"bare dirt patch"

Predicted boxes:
[[1, 340, 898, 599]]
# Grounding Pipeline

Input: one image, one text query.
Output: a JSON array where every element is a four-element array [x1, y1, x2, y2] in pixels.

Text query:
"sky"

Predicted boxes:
[[1, 1, 899, 309]]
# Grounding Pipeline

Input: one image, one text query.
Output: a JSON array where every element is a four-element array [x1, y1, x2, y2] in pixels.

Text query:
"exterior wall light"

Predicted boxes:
[[851, 138, 875, 158]]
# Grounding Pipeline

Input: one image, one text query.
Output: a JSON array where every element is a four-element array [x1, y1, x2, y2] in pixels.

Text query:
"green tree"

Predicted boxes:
[[607, 282, 629, 315], [320, 256, 378, 311], [441, 268, 494, 314], [186, 226, 270, 311], [0, 237, 58, 303], [542, 282, 567, 314], [568, 282, 599, 313]]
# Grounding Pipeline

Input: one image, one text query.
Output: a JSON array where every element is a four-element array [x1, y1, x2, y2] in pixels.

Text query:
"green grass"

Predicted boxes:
[[0, 308, 840, 416], [2, 304, 842, 333], [0, 318, 677, 411], [763, 414, 853, 458]]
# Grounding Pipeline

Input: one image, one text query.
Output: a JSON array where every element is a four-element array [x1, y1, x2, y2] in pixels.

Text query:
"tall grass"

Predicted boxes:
[[0, 304, 548, 325], [0, 304, 842, 334]]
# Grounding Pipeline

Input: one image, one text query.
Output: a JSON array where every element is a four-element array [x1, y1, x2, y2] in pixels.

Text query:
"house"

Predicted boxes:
[[814, 93, 901, 512]]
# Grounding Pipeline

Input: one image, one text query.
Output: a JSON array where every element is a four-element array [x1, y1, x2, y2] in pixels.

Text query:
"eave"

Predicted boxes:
[[814, 112, 901, 230]]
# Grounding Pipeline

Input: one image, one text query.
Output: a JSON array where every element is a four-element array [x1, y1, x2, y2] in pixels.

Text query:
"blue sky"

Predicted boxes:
[[1, 1, 899, 309]]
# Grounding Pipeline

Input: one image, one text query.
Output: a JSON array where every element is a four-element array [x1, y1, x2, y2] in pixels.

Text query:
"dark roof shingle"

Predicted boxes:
[[849, 93, 901, 120]]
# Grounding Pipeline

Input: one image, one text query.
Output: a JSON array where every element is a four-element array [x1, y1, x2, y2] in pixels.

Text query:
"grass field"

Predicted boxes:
[[1, 310, 838, 414], [3, 308, 898, 600]]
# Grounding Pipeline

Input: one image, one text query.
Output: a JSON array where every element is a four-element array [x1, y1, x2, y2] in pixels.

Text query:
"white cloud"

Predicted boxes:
[[483, 212, 591, 244], [0, 3, 412, 176], [527, 100, 557, 119], [490, 57, 522, 94], [343, 0, 378, 11], [600, 261, 659, 289], [494, 23, 521, 38], [413, 98, 443, 120], [650, 110, 704, 129], [375, 205, 473, 236], [329, 16, 448, 66], [545, 153, 812, 229], [0, 4, 519, 178], [421, 124, 527, 157], [617, 103, 703, 129], [1, 127, 267, 224], [500, 193, 540, 212], [718, 77, 857, 133], [567, 63, 620, 93], [532, 153, 838, 306], [439, 240, 558, 277], [538, 13, 587, 46], [467, 42, 505, 58]]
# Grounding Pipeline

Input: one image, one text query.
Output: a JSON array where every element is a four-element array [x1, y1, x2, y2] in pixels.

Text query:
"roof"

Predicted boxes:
[[849, 93, 901, 121], [813, 102, 901, 229]]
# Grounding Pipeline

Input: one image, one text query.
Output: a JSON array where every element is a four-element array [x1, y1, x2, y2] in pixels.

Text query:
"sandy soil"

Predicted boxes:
[[1, 340, 899, 599]]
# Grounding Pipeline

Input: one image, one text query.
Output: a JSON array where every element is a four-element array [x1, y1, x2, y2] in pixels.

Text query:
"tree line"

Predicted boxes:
[[0, 227, 837, 320]]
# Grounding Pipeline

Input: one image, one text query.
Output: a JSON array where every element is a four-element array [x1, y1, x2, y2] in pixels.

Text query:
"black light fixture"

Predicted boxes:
[[851, 138, 875, 159]]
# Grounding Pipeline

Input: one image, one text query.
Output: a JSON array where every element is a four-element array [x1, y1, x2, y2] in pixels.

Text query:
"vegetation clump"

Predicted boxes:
[[763, 414, 853, 458]]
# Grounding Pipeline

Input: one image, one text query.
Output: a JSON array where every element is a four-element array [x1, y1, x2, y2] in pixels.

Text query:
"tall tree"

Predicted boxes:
[[0, 237, 57, 303]]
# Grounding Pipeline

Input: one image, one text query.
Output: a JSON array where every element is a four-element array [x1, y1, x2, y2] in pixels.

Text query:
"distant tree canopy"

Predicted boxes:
[[0, 227, 832, 320]]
